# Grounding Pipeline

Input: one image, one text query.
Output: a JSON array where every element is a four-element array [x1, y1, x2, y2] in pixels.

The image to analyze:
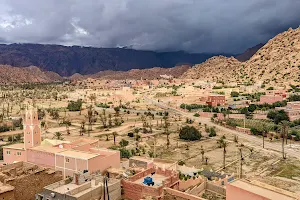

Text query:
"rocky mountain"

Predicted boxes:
[[180, 56, 241, 83], [243, 27, 300, 86], [181, 27, 300, 87], [236, 43, 264, 62], [0, 44, 227, 76], [0, 65, 64, 84], [70, 65, 190, 81]]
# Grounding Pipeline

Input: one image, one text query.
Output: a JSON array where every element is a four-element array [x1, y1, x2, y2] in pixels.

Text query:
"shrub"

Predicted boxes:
[[67, 100, 83, 111], [119, 139, 129, 147], [178, 160, 185, 166], [127, 132, 134, 137], [230, 91, 239, 97], [209, 127, 217, 137], [194, 113, 200, 117], [0, 125, 10, 133], [179, 126, 202, 141], [119, 148, 131, 158]]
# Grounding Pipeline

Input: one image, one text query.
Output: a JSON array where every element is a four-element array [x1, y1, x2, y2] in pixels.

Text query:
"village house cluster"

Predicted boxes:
[[0, 109, 299, 200]]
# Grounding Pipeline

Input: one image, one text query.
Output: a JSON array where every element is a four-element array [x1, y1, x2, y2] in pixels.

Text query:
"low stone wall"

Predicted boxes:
[[235, 127, 252, 134], [253, 114, 268, 119], [198, 112, 214, 118], [163, 188, 206, 200], [206, 182, 226, 196], [228, 114, 245, 119]]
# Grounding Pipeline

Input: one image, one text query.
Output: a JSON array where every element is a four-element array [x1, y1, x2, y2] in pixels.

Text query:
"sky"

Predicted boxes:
[[0, 0, 299, 54]]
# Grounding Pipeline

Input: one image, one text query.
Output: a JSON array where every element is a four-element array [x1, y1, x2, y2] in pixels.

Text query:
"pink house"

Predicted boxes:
[[206, 95, 226, 107], [226, 180, 298, 200], [259, 95, 283, 104], [3, 109, 120, 178], [277, 101, 300, 121]]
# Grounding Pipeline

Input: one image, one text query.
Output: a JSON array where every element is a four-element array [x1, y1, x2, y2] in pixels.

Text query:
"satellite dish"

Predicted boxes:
[[58, 144, 63, 149]]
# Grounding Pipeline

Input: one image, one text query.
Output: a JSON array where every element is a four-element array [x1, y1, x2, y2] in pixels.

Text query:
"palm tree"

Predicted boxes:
[[217, 138, 228, 169], [89, 94, 96, 104], [233, 135, 239, 144], [112, 132, 117, 145], [205, 156, 209, 165], [281, 121, 289, 159], [200, 145, 205, 162], [80, 121, 86, 136], [53, 132, 63, 140]]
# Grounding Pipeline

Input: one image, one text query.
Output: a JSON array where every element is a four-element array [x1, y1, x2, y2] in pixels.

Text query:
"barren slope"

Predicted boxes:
[[0, 65, 63, 84], [181, 56, 241, 83], [181, 27, 300, 87], [243, 27, 300, 86]]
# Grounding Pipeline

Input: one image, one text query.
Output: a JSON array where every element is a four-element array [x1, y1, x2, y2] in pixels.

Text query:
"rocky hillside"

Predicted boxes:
[[70, 65, 190, 81], [236, 43, 264, 62], [242, 27, 300, 86], [182, 27, 300, 87], [180, 56, 241, 83], [0, 44, 226, 76], [0, 65, 64, 84]]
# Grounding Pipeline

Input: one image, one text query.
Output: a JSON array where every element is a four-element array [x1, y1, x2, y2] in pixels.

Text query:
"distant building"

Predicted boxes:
[[2, 109, 120, 178], [266, 89, 287, 98], [276, 101, 300, 121], [206, 95, 226, 107], [259, 95, 283, 104]]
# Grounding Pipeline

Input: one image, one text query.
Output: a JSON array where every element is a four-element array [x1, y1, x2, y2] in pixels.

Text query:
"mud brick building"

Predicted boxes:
[[0, 162, 62, 200]]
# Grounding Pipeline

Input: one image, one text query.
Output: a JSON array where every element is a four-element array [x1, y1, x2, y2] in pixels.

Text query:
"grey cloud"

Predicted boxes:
[[0, 0, 299, 53]]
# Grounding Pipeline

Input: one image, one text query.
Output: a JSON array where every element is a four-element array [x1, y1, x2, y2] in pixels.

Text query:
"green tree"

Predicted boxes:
[[230, 91, 239, 97], [267, 110, 289, 124], [179, 126, 202, 141], [67, 100, 83, 111], [248, 104, 256, 112]]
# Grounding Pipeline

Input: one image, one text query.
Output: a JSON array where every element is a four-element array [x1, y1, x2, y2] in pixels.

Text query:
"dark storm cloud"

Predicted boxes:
[[0, 0, 299, 53]]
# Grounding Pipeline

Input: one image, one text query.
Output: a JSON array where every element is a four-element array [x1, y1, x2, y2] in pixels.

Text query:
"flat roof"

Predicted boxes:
[[4, 143, 25, 150], [230, 180, 296, 200], [56, 150, 99, 160], [29, 145, 66, 154], [134, 174, 167, 188], [69, 138, 98, 146]]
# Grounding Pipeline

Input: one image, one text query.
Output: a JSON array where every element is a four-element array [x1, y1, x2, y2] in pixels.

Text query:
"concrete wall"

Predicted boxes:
[[88, 151, 120, 173], [55, 155, 88, 178], [3, 148, 26, 164], [27, 149, 55, 168], [260, 95, 283, 104]]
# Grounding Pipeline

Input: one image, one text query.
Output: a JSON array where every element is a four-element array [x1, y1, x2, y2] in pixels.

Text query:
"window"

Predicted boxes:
[[28, 141, 31, 143], [17, 152, 21, 156], [6, 151, 10, 155], [66, 158, 70, 163]]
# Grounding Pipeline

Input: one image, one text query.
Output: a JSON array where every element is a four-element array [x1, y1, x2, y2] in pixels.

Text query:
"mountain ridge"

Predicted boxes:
[[0, 43, 233, 76]]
